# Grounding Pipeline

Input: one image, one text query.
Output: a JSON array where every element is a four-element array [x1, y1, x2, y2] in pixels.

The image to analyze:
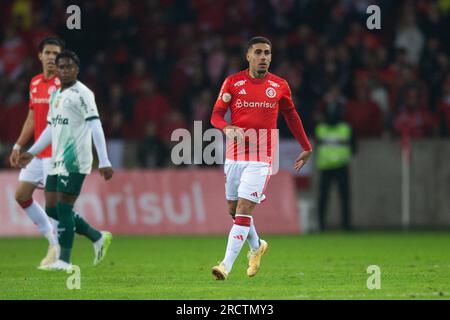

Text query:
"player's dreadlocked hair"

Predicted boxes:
[[247, 36, 272, 51], [56, 50, 81, 67], [38, 36, 65, 52]]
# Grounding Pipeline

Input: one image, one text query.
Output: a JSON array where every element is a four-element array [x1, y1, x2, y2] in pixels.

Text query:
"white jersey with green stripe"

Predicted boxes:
[[47, 80, 100, 175]]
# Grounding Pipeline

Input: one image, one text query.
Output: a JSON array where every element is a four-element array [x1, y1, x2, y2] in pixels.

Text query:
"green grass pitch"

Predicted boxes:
[[1, 232, 449, 299]]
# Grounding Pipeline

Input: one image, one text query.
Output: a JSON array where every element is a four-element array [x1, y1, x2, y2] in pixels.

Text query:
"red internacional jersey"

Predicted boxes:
[[29, 74, 60, 158], [211, 69, 311, 163]]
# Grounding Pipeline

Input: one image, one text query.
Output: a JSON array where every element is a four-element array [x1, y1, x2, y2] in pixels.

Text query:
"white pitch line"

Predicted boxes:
[[284, 292, 450, 299]]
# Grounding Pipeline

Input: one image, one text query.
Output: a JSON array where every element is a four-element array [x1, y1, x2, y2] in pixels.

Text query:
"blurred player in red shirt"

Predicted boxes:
[[394, 87, 437, 138], [9, 37, 64, 267], [210, 37, 312, 280]]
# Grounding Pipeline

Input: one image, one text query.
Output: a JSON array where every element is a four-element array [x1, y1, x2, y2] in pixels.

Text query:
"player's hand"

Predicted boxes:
[[18, 152, 34, 169], [294, 150, 312, 171], [99, 167, 114, 181], [223, 125, 245, 142], [9, 149, 21, 168]]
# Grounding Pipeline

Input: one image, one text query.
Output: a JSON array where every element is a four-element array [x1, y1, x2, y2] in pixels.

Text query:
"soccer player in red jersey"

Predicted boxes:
[[210, 37, 312, 280], [9, 37, 64, 267]]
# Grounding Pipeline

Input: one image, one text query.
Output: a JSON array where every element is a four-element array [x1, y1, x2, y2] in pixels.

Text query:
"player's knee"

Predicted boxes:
[[14, 190, 31, 205], [236, 199, 256, 215]]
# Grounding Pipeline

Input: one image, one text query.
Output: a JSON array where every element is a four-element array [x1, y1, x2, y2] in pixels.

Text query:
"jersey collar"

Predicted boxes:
[[245, 69, 269, 84], [42, 73, 57, 83], [61, 80, 78, 92]]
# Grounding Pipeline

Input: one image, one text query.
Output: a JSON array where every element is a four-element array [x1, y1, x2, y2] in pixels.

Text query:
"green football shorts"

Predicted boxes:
[[45, 173, 86, 195]]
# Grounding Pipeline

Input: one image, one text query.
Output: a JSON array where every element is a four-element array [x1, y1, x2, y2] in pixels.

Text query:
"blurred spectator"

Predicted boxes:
[[106, 110, 125, 169], [345, 82, 383, 137], [191, 89, 213, 124], [132, 80, 172, 139], [0, 27, 27, 80], [393, 64, 428, 115], [395, 6, 425, 65], [159, 110, 189, 143], [137, 122, 169, 168], [368, 76, 391, 131], [313, 85, 346, 126], [419, 38, 450, 109], [11, 0, 33, 30], [394, 87, 437, 138]]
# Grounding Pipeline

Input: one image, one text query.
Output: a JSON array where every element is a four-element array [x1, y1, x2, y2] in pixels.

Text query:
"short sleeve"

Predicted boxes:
[[80, 89, 100, 121]]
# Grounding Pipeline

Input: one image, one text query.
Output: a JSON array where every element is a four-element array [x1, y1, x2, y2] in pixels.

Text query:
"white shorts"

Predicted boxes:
[[224, 160, 271, 204], [18, 157, 50, 189]]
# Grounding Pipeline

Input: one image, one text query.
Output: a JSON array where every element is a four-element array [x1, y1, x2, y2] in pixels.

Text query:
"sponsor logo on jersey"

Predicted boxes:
[[238, 89, 247, 95], [51, 115, 69, 126], [233, 80, 247, 87], [266, 87, 276, 98], [235, 99, 276, 109], [268, 80, 280, 88], [32, 78, 42, 86], [222, 92, 232, 103], [31, 97, 50, 104]]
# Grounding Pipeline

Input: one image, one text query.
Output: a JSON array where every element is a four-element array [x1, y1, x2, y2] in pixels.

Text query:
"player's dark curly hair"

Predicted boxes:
[[38, 36, 65, 52], [247, 36, 272, 51], [56, 50, 80, 67]]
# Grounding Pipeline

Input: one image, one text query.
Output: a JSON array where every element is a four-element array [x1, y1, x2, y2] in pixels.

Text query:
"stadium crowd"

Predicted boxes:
[[1, 0, 449, 168]]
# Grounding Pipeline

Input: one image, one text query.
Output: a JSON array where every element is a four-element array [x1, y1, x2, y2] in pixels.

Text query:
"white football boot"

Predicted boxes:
[[38, 259, 72, 272]]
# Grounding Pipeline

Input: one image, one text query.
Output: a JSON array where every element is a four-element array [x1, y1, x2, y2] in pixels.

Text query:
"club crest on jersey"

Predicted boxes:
[[48, 86, 57, 95], [54, 96, 62, 108], [222, 92, 231, 103], [266, 87, 276, 98]]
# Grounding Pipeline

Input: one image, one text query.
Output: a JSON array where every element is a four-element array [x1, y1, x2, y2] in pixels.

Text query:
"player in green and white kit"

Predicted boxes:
[[20, 51, 114, 271]]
